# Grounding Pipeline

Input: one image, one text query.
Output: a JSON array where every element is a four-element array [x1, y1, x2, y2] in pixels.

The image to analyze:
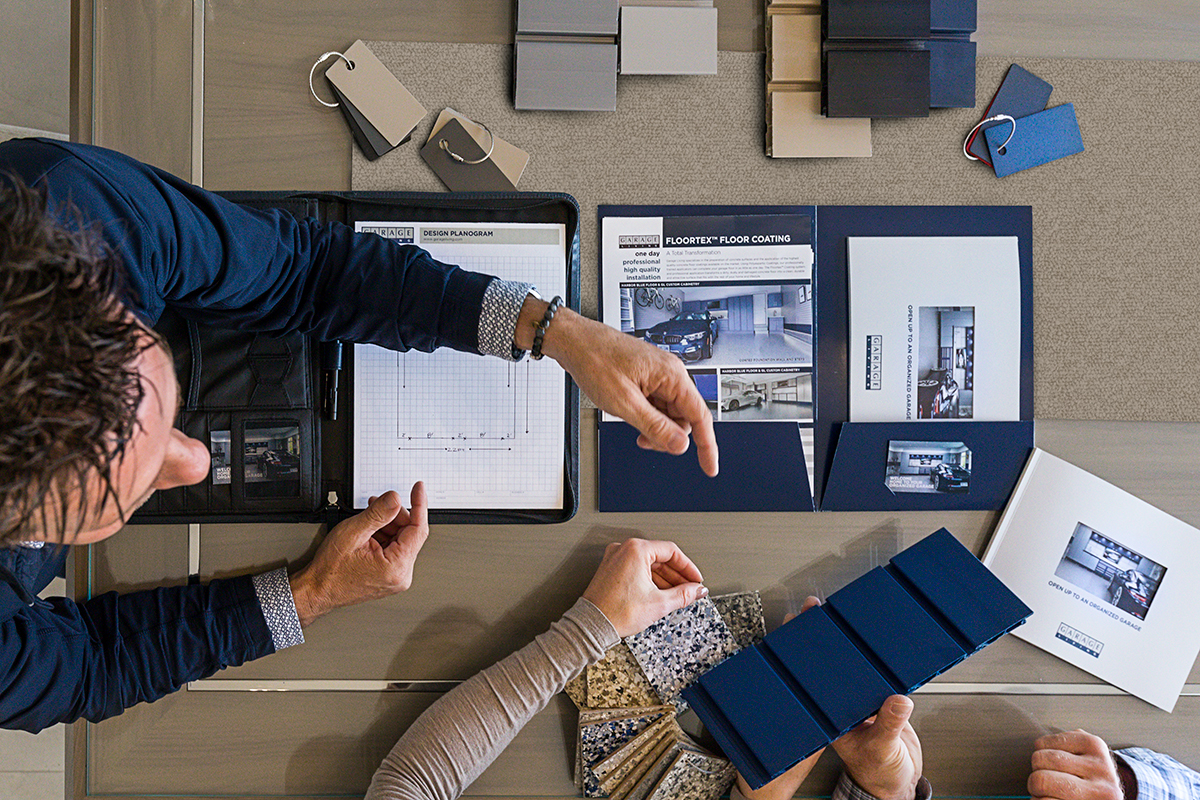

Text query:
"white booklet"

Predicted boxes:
[[848, 236, 1022, 422], [982, 448, 1200, 711]]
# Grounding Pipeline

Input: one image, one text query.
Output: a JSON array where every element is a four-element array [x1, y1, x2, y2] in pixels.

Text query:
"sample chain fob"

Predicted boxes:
[[985, 103, 1084, 177], [323, 40, 427, 160]]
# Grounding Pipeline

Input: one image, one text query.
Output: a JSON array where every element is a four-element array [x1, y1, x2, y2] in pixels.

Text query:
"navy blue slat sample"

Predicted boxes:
[[825, 567, 966, 692], [763, 606, 895, 735], [931, 0, 977, 34], [824, 50, 931, 118], [928, 39, 976, 108], [888, 528, 1033, 650], [684, 529, 1031, 791], [687, 649, 828, 785], [824, 0, 930, 39]]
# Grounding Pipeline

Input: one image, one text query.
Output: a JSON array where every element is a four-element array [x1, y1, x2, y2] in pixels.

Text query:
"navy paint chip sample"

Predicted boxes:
[[927, 39, 976, 108], [683, 528, 1031, 790]]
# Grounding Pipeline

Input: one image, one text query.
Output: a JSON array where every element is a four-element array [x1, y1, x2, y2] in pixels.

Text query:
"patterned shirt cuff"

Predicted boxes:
[[252, 567, 304, 651], [478, 279, 534, 361], [833, 773, 933, 800]]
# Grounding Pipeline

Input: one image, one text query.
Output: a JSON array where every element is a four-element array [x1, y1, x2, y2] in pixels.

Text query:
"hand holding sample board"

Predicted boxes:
[[983, 449, 1200, 711], [683, 529, 1030, 789]]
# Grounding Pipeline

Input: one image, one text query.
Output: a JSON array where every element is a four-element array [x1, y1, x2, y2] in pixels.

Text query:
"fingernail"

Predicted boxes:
[[698, 585, 709, 598]]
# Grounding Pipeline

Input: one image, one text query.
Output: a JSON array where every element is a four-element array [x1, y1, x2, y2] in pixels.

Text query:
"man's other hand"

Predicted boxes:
[[532, 307, 719, 477], [1030, 731, 1125, 800], [582, 538, 708, 638], [289, 482, 429, 627], [833, 692, 922, 800]]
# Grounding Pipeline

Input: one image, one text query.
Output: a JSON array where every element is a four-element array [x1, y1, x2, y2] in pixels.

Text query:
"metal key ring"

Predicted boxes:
[[439, 122, 496, 165], [309, 51, 355, 108], [963, 114, 1017, 161]]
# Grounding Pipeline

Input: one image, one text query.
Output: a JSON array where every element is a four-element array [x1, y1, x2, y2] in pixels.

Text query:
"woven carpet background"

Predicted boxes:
[[352, 43, 1200, 423]]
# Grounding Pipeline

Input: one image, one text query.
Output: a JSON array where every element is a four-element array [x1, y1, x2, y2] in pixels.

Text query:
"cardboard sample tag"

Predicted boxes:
[[967, 63, 1053, 164], [428, 108, 529, 186], [420, 118, 517, 192], [325, 40, 426, 149], [985, 103, 1084, 177]]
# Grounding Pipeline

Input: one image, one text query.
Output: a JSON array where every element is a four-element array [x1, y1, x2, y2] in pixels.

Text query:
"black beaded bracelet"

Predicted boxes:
[[530, 295, 563, 360]]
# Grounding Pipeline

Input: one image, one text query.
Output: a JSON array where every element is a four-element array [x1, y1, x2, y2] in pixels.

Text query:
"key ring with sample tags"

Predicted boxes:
[[309, 51, 355, 108], [963, 114, 1017, 160], [440, 122, 495, 165]]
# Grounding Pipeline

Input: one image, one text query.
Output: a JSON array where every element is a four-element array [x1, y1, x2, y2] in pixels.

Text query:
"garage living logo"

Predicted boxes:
[[359, 225, 416, 243], [618, 234, 660, 249], [865, 335, 883, 390], [1055, 623, 1104, 658]]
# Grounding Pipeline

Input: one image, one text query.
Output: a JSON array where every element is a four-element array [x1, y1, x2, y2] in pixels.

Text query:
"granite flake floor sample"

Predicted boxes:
[[576, 705, 669, 790], [710, 591, 766, 652], [588, 641, 662, 708], [578, 707, 671, 796], [624, 597, 738, 704], [622, 739, 684, 800], [565, 672, 590, 709], [597, 717, 680, 793], [645, 749, 736, 800]]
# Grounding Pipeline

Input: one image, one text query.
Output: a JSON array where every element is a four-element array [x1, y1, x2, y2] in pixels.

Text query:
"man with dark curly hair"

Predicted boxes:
[[0, 137, 718, 732]]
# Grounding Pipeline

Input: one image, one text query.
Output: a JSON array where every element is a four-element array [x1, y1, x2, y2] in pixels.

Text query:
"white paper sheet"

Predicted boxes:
[[848, 236, 1022, 422], [983, 449, 1200, 711], [351, 221, 567, 510]]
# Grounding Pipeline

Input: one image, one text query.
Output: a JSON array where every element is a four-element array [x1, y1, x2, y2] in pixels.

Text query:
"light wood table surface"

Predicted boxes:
[[67, 1, 1200, 798]]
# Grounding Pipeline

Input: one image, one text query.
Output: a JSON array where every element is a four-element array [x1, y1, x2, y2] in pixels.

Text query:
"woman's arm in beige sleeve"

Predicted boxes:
[[366, 597, 619, 800]]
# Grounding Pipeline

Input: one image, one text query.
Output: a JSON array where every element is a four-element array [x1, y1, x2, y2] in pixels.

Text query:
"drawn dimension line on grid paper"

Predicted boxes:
[[393, 351, 538, 448]]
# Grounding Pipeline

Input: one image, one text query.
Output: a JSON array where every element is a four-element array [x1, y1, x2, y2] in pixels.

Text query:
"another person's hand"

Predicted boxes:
[[523, 303, 719, 477], [1029, 731, 1126, 800], [832, 694, 922, 800], [582, 538, 708, 637], [289, 482, 429, 627]]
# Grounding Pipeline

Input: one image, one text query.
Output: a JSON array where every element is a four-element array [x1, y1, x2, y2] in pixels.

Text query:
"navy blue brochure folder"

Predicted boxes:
[[598, 205, 1033, 514], [682, 528, 1032, 789]]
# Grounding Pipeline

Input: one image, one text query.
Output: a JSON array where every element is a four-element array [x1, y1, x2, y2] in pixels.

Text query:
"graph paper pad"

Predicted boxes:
[[352, 221, 567, 510]]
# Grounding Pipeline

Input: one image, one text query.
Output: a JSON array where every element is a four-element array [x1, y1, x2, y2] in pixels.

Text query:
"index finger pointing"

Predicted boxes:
[[668, 378, 719, 477]]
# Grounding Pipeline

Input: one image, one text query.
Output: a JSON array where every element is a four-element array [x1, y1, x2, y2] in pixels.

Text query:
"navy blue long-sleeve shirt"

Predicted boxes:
[[0, 138, 531, 732]]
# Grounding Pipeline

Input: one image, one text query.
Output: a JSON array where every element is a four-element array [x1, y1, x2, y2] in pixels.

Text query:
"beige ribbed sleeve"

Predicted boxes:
[[366, 597, 620, 800]]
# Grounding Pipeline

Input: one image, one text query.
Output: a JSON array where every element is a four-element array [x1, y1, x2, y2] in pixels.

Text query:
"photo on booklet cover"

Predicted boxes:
[[884, 440, 971, 494], [1054, 523, 1166, 621], [916, 306, 974, 419]]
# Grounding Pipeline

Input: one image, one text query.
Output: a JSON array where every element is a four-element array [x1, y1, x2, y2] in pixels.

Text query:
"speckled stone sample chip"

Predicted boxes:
[[624, 597, 738, 703], [711, 591, 766, 652], [588, 641, 662, 709]]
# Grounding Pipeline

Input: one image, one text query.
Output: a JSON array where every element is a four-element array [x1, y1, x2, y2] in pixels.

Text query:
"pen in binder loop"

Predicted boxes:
[[309, 51, 355, 108], [440, 122, 495, 165], [963, 114, 1016, 161]]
